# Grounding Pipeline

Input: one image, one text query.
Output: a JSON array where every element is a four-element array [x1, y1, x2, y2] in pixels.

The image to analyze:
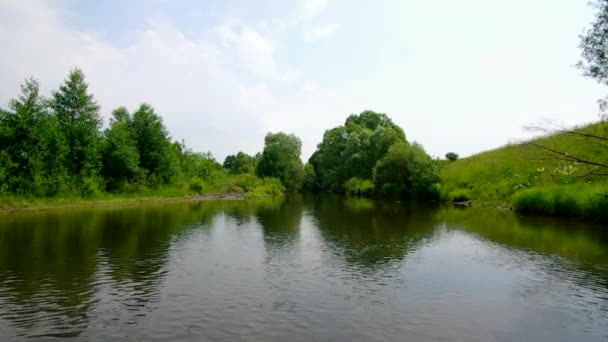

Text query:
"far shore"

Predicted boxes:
[[0, 192, 247, 214]]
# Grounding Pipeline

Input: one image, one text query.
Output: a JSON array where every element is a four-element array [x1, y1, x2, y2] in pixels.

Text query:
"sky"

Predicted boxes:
[[0, 0, 606, 162]]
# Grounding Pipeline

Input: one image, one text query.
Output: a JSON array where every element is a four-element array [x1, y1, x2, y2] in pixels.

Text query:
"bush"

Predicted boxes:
[[345, 177, 374, 196], [513, 184, 608, 222], [246, 177, 285, 198], [446, 152, 459, 161], [190, 178, 204, 194], [79, 176, 103, 198]]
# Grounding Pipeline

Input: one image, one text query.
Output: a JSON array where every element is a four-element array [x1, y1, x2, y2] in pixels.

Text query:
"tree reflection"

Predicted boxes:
[[306, 196, 437, 271], [254, 196, 302, 255], [0, 201, 232, 338]]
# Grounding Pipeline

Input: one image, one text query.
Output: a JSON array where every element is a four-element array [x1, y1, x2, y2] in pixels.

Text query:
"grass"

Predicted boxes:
[[0, 173, 284, 212], [440, 121, 608, 223]]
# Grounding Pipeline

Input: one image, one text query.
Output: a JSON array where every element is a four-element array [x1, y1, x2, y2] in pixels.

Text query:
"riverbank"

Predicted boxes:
[[440, 121, 608, 224], [0, 192, 252, 214]]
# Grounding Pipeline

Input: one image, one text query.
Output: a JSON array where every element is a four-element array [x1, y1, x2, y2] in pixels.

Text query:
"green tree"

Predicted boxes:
[[50, 68, 102, 179], [446, 152, 459, 161], [129, 104, 175, 185], [223, 152, 256, 174], [101, 107, 141, 190], [579, 0, 608, 117], [256, 132, 304, 191], [310, 110, 407, 192], [373, 142, 439, 199], [0, 78, 67, 195], [0, 79, 46, 193], [302, 163, 319, 191]]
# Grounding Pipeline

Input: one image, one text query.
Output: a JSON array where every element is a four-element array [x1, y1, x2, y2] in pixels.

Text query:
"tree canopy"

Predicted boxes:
[[309, 110, 407, 192], [579, 0, 608, 116], [308, 110, 439, 199], [256, 132, 305, 192], [0, 69, 440, 201]]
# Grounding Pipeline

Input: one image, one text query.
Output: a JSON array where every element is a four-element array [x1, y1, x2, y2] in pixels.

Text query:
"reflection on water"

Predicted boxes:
[[0, 196, 607, 341]]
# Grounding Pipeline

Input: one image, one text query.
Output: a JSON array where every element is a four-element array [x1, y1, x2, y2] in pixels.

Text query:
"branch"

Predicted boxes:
[[524, 124, 608, 143], [558, 129, 608, 143], [528, 143, 608, 169]]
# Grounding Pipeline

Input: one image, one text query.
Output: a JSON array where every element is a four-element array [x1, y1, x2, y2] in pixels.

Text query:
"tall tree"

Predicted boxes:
[[309, 110, 407, 192], [101, 107, 141, 190], [0, 79, 45, 192], [129, 103, 175, 184], [256, 132, 304, 191], [0, 78, 67, 194], [50, 68, 102, 178]]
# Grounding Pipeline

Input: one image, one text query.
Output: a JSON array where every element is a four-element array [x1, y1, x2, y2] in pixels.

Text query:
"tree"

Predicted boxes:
[[223, 154, 236, 171], [446, 152, 459, 161], [101, 107, 141, 190], [50, 68, 102, 178], [129, 104, 175, 184], [309, 110, 407, 192], [256, 132, 304, 191], [223, 152, 256, 174], [523, 1, 608, 178], [302, 163, 319, 191], [0, 78, 67, 195], [579, 0, 608, 117], [373, 142, 439, 199]]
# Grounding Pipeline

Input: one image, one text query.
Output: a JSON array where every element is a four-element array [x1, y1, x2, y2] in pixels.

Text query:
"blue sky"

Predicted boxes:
[[0, 0, 605, 161]]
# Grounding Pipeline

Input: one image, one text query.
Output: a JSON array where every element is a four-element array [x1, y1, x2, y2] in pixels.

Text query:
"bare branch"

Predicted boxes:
[[527, 143, 608, 169], [524, 125, 608, 143]]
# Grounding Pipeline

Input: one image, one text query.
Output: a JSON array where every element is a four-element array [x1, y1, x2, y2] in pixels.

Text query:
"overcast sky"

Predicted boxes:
[[0, 0, 605, 161]]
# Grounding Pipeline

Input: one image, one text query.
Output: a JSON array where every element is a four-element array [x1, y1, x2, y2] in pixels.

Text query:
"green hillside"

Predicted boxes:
[[440, 121, 608, 223]]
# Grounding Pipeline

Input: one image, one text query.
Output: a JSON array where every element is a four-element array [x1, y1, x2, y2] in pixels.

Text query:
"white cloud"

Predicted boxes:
[[0, 0, 350, 161], [215, 22, 299, 82], [304, 24, 340, 42]]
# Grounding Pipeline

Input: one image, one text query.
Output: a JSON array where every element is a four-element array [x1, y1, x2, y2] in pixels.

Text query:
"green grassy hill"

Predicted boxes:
[[440, 121, 608, 223]]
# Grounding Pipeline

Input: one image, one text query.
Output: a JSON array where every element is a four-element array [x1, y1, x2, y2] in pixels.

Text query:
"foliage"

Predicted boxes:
[[256, 132, 305, 192], [445, 152, 459, 161], [578, 0, 608, 116], [0, 69, 282, 203], [373, 142, 440, 200], [302, 163, 319, 191], [223, 151, 256, 174], [513, 183, 608, 223], [101, 107, 141, 190], [310, 110, 407, 192], [0, 79, 68, 196], [441, 121, 608, 222], [129, 104, 175, 185], [50, 68, 102, 179], [441, 122, 608, 206], [344, 177, 374, 196]]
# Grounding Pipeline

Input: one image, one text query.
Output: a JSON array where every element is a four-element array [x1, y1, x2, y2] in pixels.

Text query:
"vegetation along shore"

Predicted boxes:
[[0, 69, 607, 222]]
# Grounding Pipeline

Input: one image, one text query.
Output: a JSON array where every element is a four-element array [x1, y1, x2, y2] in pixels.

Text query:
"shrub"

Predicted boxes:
[[190, 178, 204, 194], [513, 184, 608, 222], [446, 152, 459, 161], [345, 177, 374, 196]]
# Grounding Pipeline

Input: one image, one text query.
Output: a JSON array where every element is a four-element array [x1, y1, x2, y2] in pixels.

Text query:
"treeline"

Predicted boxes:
[[0, 69, 283, 199], [222, 111, 441, 200], [0, 68, 440, 201]]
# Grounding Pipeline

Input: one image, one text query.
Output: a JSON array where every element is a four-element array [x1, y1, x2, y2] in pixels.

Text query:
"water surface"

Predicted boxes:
[[0, 196, 607, 341]]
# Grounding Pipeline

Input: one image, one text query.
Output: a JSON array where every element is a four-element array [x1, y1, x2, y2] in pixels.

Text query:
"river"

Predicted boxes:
[[0, 196, 607, 341]]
